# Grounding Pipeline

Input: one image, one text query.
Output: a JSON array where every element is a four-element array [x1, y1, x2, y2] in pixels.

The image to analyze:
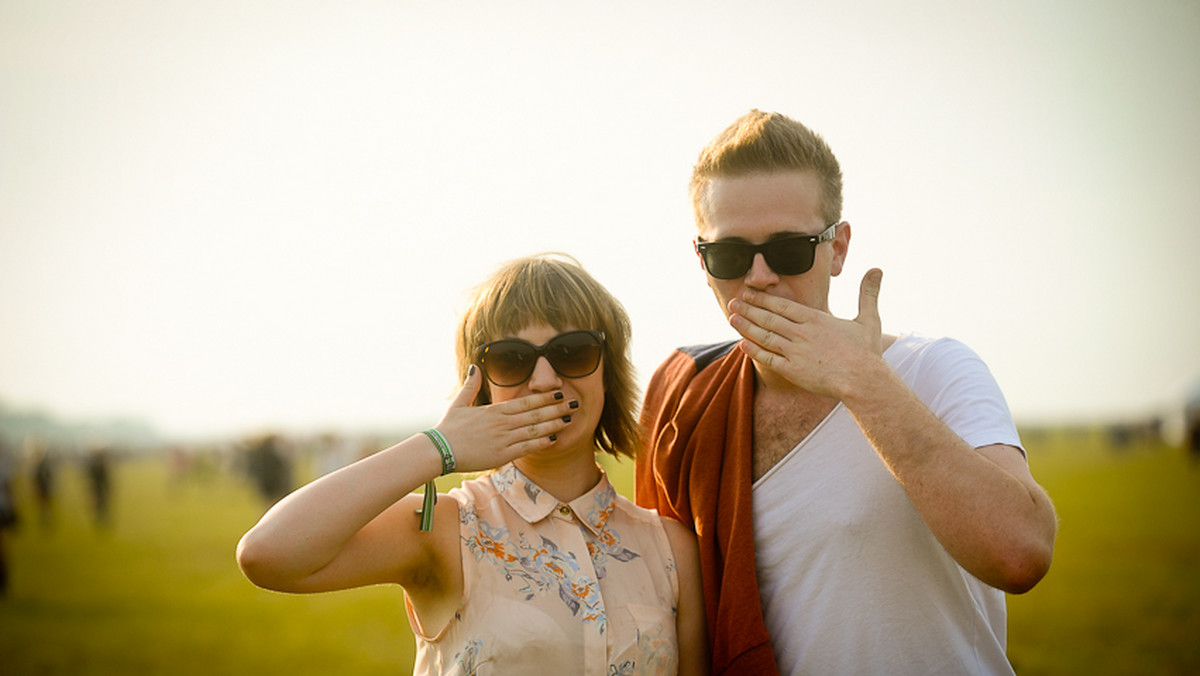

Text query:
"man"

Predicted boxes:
[[636, 110, 1057, 675]]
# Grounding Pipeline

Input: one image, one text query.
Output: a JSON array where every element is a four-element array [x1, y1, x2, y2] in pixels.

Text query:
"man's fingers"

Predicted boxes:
[[727, 307, 780, 353], [737, 289, 812, 323], [738, 338, 779, 368]]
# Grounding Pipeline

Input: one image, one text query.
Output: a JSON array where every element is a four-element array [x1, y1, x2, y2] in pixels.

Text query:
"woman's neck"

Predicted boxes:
[[512, 445, 602, 503]]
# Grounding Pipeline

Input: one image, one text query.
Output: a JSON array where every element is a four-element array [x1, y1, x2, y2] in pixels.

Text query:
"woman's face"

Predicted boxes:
[[483, 322, 606, 454]]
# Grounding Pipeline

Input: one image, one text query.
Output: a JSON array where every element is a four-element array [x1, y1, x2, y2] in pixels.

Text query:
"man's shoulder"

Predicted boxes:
[[887, 333, 982, 368], [675, 340, 741, 373], [642, 339, 741, 402]]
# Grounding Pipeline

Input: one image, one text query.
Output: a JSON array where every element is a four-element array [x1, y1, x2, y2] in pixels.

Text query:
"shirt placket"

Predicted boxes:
[[553, 502, 607, 676]]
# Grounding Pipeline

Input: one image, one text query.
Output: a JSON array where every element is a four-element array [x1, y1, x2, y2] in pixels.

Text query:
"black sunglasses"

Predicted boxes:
[[475, 330, 606, 387], [695, 222, 839, 280]]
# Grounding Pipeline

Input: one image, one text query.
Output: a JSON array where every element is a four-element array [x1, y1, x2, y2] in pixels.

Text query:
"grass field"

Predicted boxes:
[[1, 432, 1198, 675]]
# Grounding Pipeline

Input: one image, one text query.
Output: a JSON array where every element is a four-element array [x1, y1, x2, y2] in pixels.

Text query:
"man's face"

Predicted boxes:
[[696, 170, 849, 320]]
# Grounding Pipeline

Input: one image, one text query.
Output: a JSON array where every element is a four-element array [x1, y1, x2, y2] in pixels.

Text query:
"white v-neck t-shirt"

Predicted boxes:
[[753, 334, 1022, 676]]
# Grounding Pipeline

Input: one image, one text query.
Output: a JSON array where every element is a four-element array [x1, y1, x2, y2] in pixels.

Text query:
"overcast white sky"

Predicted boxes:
[[2, 0, 1198, 440]]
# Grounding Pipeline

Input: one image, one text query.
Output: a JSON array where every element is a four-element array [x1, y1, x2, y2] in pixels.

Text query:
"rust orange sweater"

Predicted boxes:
[[635, 342, 779, 676]]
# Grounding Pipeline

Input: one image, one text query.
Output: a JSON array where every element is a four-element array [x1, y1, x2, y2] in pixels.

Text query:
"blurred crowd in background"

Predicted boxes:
[[0, 424, 394, 597], [2, 386, 1199, 600]]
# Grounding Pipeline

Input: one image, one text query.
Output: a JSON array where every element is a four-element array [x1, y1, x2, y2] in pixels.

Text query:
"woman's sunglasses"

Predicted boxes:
[[475, 330, 606, 387], [695, 222, 839, 280]]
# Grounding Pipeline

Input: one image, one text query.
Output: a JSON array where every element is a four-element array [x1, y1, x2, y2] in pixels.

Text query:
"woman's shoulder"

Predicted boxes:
[[610, 492, 695, 551], [656, 514, 698, 555], [448, 472, 499, 501], [609, 489, 663, 525]]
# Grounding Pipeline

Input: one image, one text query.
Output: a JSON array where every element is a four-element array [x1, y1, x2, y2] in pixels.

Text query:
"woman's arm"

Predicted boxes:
[[235, 368, 576, 600], [663, 517, 710, 676], [236, 432, 455, 593]]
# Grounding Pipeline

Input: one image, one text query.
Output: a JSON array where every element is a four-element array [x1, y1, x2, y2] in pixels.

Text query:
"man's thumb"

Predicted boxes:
[[857, 268, 883, 324]]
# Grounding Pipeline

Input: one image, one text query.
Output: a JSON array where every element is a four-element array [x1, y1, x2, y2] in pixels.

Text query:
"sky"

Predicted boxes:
[[2, 0, 1198, 441]]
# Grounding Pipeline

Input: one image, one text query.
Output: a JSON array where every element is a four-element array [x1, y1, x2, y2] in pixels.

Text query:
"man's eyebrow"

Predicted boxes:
[[765, 231, 809, 241], [701, 231, 807, 244]]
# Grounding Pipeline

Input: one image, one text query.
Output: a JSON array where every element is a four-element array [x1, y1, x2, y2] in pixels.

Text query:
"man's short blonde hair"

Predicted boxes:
[[690, 109, 844, 229]]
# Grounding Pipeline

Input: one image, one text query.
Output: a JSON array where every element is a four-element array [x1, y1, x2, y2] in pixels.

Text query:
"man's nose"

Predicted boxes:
[[743, 253, 779, 289]]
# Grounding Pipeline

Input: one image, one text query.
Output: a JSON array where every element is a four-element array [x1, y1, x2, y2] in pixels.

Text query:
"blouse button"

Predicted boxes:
[[558, 505, 572, 516]]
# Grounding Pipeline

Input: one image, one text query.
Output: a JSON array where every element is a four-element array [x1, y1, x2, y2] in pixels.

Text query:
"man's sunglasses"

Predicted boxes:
[[475, 330, 606, 387], [695, 222, 839, 280]]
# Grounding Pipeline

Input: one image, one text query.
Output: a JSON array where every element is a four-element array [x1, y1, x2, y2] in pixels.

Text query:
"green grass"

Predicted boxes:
[[1, 457, 414, 674], [1008, 432, 1200, 675], [1, 435, 1198, 674]]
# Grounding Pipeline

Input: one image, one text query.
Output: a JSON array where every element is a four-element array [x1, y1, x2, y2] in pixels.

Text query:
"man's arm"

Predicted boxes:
[[728, 269, 1057, 593], [838, 361, 1055, 593]]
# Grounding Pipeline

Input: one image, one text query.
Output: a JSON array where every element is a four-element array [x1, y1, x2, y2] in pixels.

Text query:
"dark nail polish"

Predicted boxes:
[[554, 392, 564, 400], [549, 434, 557, 442], [568, 400, 579, 409], [562, 415, 572, 423], [468, 364, 477, 376]]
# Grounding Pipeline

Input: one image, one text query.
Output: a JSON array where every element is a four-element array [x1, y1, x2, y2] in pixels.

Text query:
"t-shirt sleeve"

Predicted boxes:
[[909, 338, 1025, 457]]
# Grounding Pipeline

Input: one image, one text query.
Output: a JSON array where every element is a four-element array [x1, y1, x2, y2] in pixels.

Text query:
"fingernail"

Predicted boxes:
[[468, 364, 477, 376], [562, 415, 572, 423], [549, 434, 557, 442], [568, 400, 579, 409], [554, 392, 564, 400]]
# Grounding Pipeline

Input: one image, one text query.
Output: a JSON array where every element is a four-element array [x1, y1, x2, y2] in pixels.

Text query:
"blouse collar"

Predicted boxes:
[[490, 462, 617, 538]]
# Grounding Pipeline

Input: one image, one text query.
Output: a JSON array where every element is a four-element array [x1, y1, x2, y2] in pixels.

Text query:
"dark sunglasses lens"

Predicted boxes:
[[764, 238, 816, 275], [704, 244, 752, 279], [481, 342, 536, 386], [545, 333, 603, 377], [703, 238, 817, 278]]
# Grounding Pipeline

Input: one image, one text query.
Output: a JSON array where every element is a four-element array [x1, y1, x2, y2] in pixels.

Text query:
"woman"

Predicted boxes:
[[237, 254, 708, 675]]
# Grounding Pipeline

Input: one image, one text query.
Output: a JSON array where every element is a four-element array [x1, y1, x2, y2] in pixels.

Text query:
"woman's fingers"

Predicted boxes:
[[435, 388, 581, 472], [448, 364, 485, 409], [504, 393, 577, 440], [498, 389, 566, 413]]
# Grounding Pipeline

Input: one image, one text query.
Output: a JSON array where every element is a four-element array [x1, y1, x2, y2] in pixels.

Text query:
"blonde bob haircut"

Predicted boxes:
[[690, 109, 844, 230], [454, 253, 640, 460]]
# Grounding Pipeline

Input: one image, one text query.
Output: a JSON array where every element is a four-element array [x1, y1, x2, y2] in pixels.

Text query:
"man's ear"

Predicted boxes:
[[830, 221, 851, 277]]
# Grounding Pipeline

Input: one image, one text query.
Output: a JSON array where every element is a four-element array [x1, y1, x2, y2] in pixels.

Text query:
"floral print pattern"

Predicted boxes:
[[454, 639, 482, 674], [580, 484, 642, 580], [635, 624, 676, 673], [462, 467, 611, 630], [409, 463, 680, 676]]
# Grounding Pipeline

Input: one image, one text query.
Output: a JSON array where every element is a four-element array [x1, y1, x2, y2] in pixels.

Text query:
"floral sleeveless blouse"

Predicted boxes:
[[406, 463, 680, 675]]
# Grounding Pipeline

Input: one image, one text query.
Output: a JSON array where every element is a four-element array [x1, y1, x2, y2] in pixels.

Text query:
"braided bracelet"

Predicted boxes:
[[423, 428, 457, 476], [416, 429, 456, 532]]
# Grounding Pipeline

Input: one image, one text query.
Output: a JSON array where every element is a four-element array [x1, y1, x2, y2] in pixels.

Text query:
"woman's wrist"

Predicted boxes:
[[422, 428, 456, 476], [408, 429, 456, 533]]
